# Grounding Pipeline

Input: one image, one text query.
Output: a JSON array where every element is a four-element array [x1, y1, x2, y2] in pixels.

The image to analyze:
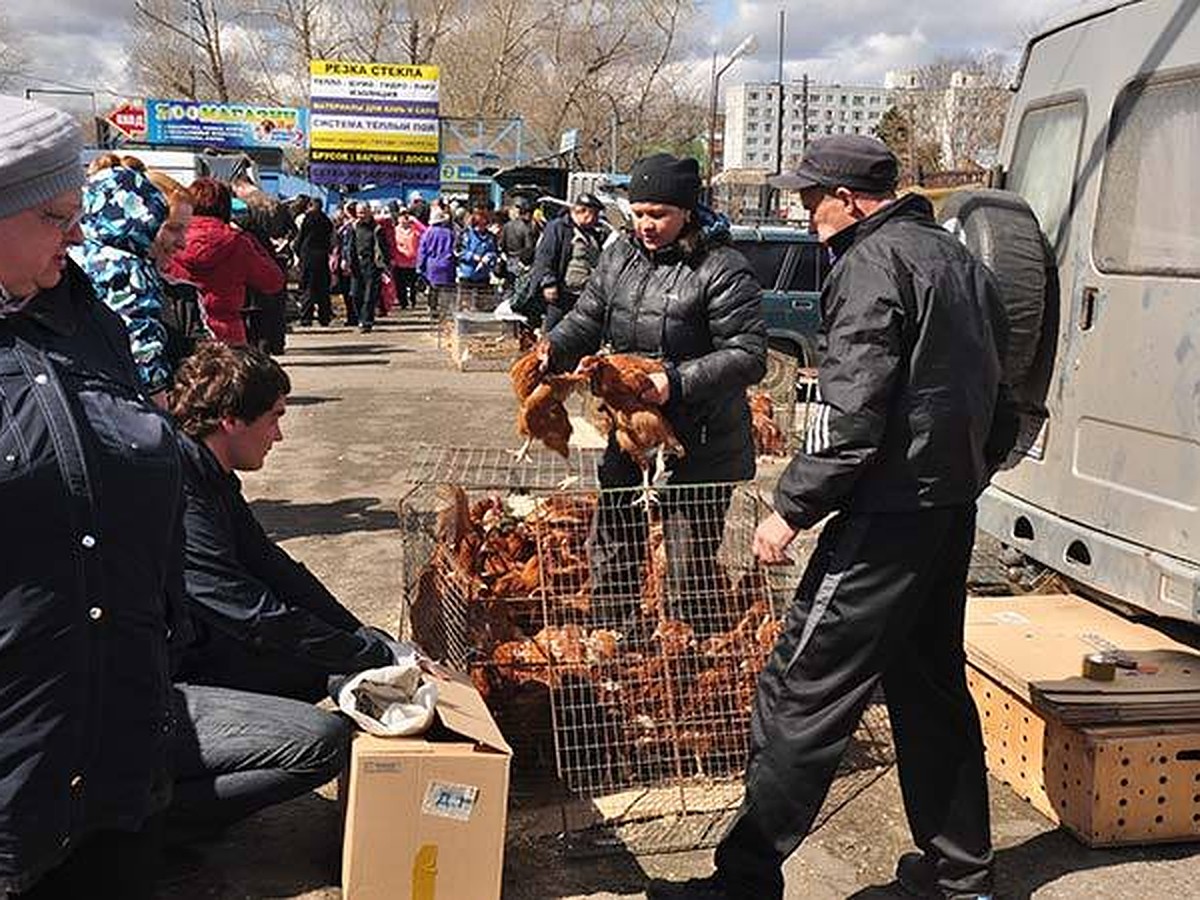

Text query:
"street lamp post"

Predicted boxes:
[[706, 34, 758, 201]]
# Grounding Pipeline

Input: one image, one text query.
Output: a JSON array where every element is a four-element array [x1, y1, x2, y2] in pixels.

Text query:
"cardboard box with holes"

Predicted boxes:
[[965, 593, 1200, 847]]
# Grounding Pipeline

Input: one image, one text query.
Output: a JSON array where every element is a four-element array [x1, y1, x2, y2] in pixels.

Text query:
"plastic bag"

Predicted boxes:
[[337, 662, 438, 737]]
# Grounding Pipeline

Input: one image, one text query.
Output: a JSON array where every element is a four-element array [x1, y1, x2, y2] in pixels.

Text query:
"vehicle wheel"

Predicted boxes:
[[938, 189, 1053, 387]]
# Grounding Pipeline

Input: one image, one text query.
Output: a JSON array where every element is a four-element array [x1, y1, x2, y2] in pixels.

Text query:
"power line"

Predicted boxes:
[[18, 70, 135, 100]]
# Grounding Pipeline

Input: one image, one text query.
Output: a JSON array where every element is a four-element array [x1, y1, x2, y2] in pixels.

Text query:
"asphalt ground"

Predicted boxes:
[[160, 310, 1200, 900]]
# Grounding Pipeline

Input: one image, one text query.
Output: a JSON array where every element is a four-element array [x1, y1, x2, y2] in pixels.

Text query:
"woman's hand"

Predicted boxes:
[[640, 371, 670, 405]]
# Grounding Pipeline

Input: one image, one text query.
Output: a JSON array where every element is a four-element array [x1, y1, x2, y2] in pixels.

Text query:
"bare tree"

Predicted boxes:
[[0, 15, 29, 92], [121, 0, 706, 171], [132, 0, 252, 102], [896, 52, 1012, 169]]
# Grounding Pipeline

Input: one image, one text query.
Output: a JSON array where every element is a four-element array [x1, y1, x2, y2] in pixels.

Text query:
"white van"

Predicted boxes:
[[963, 0, 1200, 623]]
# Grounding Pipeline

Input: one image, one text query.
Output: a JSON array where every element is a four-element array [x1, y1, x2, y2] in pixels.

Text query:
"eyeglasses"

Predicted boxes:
[[39, 207, 85, 234]]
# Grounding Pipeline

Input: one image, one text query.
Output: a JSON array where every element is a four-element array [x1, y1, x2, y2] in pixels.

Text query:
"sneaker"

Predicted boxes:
[[359, 323, 373, 333], [895, 852, 992, 900], [646, 874, 731, 899]]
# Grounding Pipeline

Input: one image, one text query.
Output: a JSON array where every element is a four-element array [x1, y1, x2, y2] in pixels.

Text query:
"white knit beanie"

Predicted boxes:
[[0, 95, 84, 219]]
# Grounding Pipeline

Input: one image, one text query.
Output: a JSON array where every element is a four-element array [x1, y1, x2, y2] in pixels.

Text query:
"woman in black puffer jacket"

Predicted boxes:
[[547, 154, 766, 632], [548, 154, 767, 482]]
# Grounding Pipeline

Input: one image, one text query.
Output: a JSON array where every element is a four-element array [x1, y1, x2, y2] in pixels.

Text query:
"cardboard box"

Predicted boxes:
[[341, 670, 513, 900]]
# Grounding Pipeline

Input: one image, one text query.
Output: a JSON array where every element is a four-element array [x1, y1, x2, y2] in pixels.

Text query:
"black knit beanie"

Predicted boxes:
[[628, 153, 701, 209]]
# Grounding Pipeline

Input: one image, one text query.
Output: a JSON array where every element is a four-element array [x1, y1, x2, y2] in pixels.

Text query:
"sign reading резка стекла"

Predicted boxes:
[[308, 60, 440, 185]]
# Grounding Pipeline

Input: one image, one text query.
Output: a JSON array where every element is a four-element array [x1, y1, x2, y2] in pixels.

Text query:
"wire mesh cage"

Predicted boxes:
[[432, 282, 502, 323], [749, 367, 821, 458], [398, 445, 894, 852]]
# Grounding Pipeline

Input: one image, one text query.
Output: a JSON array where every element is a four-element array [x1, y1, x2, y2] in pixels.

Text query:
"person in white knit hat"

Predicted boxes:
[[0, 94, 182, 899]]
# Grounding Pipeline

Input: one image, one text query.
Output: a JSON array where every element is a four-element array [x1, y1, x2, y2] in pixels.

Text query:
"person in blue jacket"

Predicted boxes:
[[455, 209, 499, 284], [416, 202, 457, 318], [75, 160, 175, 406]]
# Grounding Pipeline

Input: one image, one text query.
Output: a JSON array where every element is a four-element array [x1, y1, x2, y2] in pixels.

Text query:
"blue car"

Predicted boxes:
[[729, 224, 827, 395]]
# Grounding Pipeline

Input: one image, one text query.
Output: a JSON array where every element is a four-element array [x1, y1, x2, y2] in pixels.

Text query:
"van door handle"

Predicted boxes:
[[1079, 286, 1099, 332]]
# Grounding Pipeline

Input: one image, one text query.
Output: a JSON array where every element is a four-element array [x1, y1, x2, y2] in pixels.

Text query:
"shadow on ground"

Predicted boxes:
[[282, 358, 393, 368], [251, 497, 399, 540], [284, 342, 416, 357], [288, 395, 341, 407], [159, 793, 341, 899], [504, 836, 650, 899], [845, 828, 1200, 900]]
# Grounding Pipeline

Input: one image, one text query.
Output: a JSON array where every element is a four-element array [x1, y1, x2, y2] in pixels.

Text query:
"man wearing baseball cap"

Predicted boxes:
[[651, 136, 1011, 899], [528, 190, 610, 330]]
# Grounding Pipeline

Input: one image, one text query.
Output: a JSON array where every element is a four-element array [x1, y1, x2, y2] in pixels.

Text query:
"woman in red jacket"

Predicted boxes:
[[165, 177, 284, 345]]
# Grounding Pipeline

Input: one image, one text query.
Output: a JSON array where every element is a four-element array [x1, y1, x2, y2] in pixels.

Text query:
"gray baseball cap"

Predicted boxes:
[[773, 135, 899, 194]]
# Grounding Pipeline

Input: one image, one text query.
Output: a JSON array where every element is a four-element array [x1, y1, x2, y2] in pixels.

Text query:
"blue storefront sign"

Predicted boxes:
[[146, 100, 309, 150]]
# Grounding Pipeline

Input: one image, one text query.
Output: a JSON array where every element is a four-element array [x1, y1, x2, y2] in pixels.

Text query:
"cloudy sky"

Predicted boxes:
[[703, 0, 1089, 85], [7, 0, 1090, 103]]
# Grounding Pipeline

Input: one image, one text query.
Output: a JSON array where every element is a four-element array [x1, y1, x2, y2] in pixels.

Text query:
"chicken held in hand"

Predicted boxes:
[[578, 353, 685, 498], [509, 341, 586, 462]]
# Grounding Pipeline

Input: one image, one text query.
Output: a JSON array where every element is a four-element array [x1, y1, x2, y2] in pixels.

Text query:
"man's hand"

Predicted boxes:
[[641, 371, 670, 405], [753, 512, 799, 565]]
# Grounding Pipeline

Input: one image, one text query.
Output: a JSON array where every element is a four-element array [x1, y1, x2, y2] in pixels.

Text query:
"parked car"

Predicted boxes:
[[728, 223, 826, 398]]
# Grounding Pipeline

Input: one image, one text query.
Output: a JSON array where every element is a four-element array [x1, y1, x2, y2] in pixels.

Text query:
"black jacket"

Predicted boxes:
[[295, 208, 334, 263], [175, 433, 392, 701], [499, 216, 536, 267], [548, 226, 767, 482], [0, 263, 183, 892], [774, 194, 1008, 529], [530, 213, 610, 299], [350, 219, 387, 278]]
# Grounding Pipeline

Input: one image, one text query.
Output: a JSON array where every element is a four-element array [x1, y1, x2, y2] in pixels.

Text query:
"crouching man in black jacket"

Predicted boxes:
[[651, 137, 1012, 900], [168, 342, 396, 700]]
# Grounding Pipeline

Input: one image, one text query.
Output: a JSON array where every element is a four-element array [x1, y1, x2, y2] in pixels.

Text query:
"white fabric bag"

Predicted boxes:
[[337, 661, 438, 737]]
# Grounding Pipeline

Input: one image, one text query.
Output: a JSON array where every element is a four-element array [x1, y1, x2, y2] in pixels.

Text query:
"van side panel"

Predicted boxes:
[[990, 0, 1200, 621]]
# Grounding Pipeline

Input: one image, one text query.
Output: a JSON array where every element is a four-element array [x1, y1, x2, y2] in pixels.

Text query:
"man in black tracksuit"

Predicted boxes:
[[651, 137, 1012, 900]]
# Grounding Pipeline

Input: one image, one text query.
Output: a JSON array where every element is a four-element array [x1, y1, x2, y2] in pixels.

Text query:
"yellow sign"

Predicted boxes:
[[309, 131, 439, 153], [309, 60, 439, 81]]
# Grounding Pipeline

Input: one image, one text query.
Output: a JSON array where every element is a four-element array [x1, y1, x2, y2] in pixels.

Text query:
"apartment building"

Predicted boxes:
[[722, 80, 895, 172]]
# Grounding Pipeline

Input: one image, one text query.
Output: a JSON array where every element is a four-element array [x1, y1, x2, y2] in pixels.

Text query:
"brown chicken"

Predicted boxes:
[[509, 342, 586, 460], [578, 353, 685, 493], [748, 390, 787, 457]]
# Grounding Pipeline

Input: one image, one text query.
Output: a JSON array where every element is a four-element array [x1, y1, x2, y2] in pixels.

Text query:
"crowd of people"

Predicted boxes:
[[293, 188, 615, 333], [0, 86, 1012, 900]]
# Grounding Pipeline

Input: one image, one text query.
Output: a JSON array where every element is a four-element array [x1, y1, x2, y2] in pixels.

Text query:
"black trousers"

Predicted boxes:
[[541, 292, 580, 332], [715, 505, 992, 899], [587, 437, 732, 638], [10, 829, 156, 899], [350, 271, 381, 327], [394, 266, 418, 308], [299, 256, 332, 325]]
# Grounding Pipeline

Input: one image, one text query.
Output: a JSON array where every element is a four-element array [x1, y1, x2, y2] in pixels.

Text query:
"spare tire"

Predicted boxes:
[[938, 189, 1052, 387]]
